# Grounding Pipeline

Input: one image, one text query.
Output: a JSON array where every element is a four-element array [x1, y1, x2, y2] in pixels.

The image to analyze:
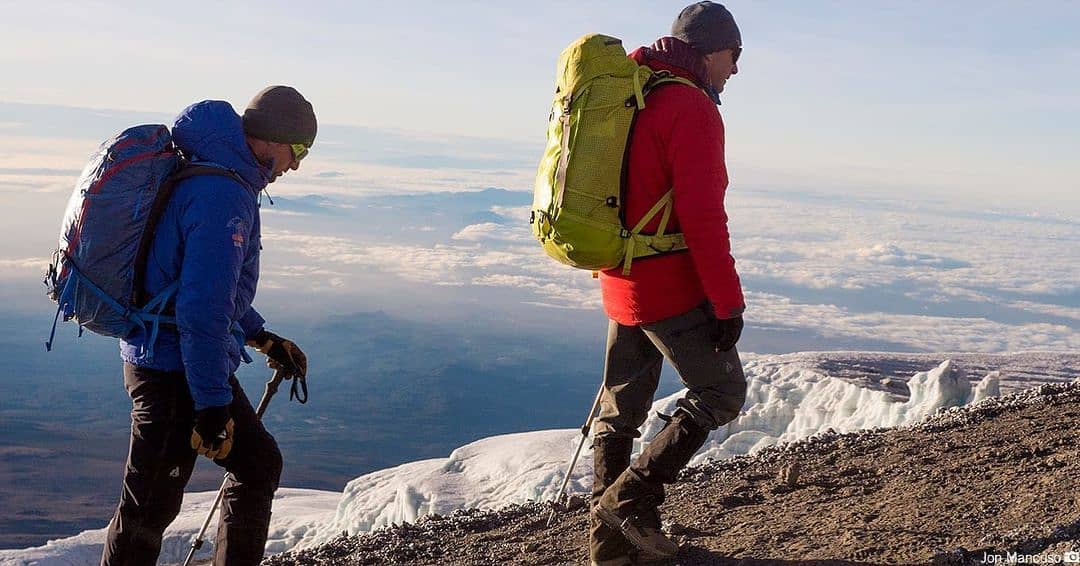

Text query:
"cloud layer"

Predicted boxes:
[[1, 114, 1075, 354], [256, 190, 1077, 353]]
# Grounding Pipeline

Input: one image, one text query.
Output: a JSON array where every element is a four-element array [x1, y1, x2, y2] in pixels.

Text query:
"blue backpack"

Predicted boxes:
[[44, 124, 233, 356]]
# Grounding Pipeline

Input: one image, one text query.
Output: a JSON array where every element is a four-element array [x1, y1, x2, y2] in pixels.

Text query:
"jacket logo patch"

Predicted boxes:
[[228, 217, 247, 249]]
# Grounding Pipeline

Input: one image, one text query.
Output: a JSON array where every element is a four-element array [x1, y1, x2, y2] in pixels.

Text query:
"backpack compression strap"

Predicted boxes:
[[620, 74, 699, 275]]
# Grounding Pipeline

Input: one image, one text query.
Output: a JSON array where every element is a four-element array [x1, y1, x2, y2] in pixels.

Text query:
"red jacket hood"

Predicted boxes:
[[629, 37, 721, 105]]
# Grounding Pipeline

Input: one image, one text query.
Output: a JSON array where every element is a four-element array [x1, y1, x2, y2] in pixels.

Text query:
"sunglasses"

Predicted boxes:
[[731, 46, 742, 64], [290, 143, 310, 162]]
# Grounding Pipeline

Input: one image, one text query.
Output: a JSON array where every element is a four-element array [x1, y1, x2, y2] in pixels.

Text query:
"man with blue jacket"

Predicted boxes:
[[101, 85, 316, 566]]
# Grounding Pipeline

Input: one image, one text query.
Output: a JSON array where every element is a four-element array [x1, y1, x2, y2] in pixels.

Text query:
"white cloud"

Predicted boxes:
[[745, 292, 1079, 353], [451, 222, 530, 243], [261, 209, 311, 217], [259, 264, 374, 293], [265, 161, 532, 199], [727, 190, 1079, 308], [490, 205, 532, 222], [265, 230, 599, 310], [269, 232, 496, 285], [470, 274, 538, 288], [852, 243, 966, 268], [0, 257, 47, 272], [0, 136, 100, 170], [1003, 300, 1080, 323]]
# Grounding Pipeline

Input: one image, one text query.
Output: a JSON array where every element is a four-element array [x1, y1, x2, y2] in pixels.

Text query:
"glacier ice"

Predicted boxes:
[[649, 358, 1000, 464], [0, 489, 339, 566], [302, 356, 1002, 548]]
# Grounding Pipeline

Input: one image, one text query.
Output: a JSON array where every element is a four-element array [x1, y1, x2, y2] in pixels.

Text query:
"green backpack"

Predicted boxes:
[[531, 34, 698, 275]]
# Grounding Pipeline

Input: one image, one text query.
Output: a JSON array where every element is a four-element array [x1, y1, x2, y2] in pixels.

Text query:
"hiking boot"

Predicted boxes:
[[595, 411, 710, 558], [594, 470, 677, 558], [591, 555, 634, 566], [590, 549, 670, 566], [590, 435, 635, 564]]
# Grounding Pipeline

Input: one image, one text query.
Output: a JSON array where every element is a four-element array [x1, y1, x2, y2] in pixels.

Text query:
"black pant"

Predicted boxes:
[[101, 364, 282, 566], [595, 302, 747, 439]]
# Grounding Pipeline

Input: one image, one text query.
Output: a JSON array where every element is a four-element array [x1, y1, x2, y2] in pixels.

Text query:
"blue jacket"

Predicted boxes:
[[120, 100, 271, 409]]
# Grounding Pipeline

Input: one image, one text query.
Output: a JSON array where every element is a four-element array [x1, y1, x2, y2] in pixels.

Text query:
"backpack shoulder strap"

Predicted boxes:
[[643, 72, 701, 96], [168, 163, 237, 184], [624, 69, 703, 111], [131, 163, 237, 307]]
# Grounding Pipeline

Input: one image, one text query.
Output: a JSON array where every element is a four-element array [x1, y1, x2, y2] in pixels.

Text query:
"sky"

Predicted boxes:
[[2, 0, 1078, 210]]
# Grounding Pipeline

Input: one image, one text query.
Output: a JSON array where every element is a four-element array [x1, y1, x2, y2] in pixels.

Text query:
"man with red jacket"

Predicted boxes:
[[589, 3, 747, 564]]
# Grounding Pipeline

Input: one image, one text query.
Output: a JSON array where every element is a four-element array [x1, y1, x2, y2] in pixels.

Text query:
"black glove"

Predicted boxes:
[[713, 316, 744, 353], [248, 329, 307, 378], [191, 405, 234, 459]]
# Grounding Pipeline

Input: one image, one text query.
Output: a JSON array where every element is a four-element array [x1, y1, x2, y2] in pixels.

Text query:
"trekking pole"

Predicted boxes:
[[546, 380, 606, 527], [182, 369, 290, 566]]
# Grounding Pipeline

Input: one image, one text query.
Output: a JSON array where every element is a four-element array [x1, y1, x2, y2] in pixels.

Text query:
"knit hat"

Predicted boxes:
[[671, 2, 741, 55], [242, 85, 317, 147]]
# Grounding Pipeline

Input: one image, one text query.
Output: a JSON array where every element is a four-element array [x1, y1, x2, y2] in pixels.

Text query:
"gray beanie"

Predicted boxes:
[[671, 1, 741, 55], [242, 85, 317, 147]]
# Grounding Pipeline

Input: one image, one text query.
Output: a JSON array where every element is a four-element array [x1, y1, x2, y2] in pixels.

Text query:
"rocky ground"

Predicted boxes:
[[263, 381, 1080, 565]]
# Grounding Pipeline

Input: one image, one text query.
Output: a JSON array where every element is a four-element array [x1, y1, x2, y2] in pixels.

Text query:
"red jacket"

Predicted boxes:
[[599, 37, 745, 325]]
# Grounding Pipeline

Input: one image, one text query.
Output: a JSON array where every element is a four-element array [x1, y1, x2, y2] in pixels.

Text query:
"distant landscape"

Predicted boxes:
[[0, 309, 621, 548]]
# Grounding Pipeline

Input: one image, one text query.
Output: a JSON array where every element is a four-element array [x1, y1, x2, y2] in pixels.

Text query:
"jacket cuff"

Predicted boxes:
[[237, 307, 266, 340]]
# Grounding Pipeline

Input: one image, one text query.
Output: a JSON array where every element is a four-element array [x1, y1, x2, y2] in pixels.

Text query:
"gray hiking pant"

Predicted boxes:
[[594, 302, 747, 439], [100, 364, 282, 566]]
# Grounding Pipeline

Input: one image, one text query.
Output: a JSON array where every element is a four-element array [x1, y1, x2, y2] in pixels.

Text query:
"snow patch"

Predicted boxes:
[[0, 489, 338, 566], [307, 430, 580, 545]]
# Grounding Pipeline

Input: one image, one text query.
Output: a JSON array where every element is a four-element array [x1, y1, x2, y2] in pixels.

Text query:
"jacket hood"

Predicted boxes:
[[171, 100, 272, 192], [631, 36, 721, 105]]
